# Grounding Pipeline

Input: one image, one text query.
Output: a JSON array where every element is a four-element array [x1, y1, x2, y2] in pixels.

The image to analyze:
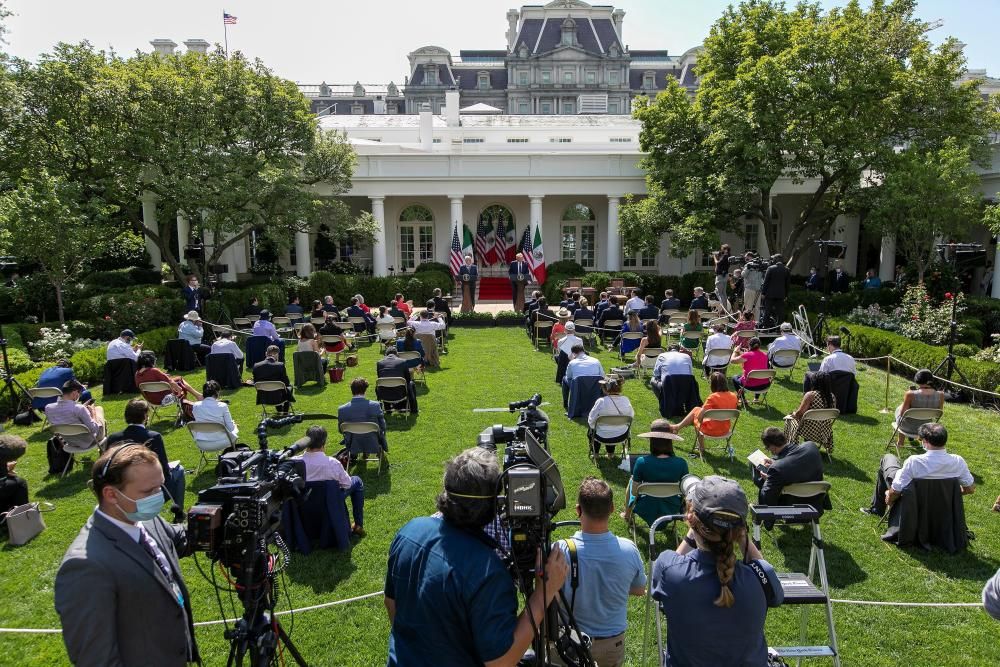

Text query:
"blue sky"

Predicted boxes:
[[4, 1, 998, 84]]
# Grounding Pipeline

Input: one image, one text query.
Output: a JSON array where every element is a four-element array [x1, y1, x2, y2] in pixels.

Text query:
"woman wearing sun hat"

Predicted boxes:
[[621, 419, 688, 525]]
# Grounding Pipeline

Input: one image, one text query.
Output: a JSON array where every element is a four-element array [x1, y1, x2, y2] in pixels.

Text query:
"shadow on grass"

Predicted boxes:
[[284, 548, 359, 594], [824, 455, 872, 484], [840, 413, 880, 426], [903, 547, 1000, 582], [353, 462, 392, 498], [761, 523, 868, 588], [34, 467, 97, 499], [595, 457, 631, 487], [385, 414, 417, 432]]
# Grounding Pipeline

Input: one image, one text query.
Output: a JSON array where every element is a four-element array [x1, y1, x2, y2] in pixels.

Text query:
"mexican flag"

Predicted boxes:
[[530, 224, 546, 284], [462, 224, 474, 259], [504, 220, 517, 263]]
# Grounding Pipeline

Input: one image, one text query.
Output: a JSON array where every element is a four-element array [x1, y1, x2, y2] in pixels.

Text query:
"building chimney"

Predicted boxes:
[[445, 90, 460, 128], [506, 9, 520, 52], [612, 9, 625, 40], [419, 103, 433, 151], [183, 39, 210, 55], [150, 39, 178, 56]]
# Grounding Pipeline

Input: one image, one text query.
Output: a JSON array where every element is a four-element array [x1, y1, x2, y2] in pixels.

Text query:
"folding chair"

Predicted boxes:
[[666, 313, 688, 327], [185, 422, 237, 476], [138, 381, 182, 426], [392, 316, 407, 326], [770, 348, 801, 379], [293, 322, 306, 335], [659, 308, 680, 319], [797, 408, 840, 459], [693, 408, 741, 461], [50, 424, 101, 478], [375, 376, 410, 416], [310, 317, 327, 326], [232, 317, 252, 331], [887, 407, 942, 458], [588, 415, 632, 460], [574, 318, 596, 349], [285, 312, 303, 323], [637, 348, 663, 380], [292, 350, 326, 388], [533, 320, 554, 350], [680, 330, 703, 362], [254, 380, 289, 417], [27, 387, 62, 428], [600, 319, 623, 346], [641, 511, 689, 667], [397, 351, 425, 383], [321, 334, 347, 362], [618, 332, 644, 362], [376, 323, 398, 353], [347, 316, 369, 337], [734, 329, 759, 347], [702, 346, 733, 377], [339, 421, 386, 476], [627, 481, 682, 545], [247, 314, 261, 322], [737, 369, 777, 409]]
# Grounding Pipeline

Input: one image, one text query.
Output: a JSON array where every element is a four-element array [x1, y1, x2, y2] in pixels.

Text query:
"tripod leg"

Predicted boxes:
[[276, 622, 309, 667]]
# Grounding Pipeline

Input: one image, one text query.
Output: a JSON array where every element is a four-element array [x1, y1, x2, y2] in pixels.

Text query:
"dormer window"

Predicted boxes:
[[387, 81, 398, 97], [424, 65, 438, 86], [609, 44, 619, 57], [518, 43, 528, 58], [353, 81, 365, 96], [643, 72, 655, 90], [478, 72, 490, 90], [561, 17, 577, 46]]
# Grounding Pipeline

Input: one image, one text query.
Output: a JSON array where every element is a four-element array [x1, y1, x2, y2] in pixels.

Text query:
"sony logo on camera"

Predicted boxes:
[[507, 468, 542, 517]]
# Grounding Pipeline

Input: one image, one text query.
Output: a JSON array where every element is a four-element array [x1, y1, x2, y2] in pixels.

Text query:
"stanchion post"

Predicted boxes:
[[879, 356, 891, 414]]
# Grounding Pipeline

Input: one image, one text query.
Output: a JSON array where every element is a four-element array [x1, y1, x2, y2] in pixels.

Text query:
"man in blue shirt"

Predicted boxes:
[[178, 311, 210, 364], [555, 477, 645, 667], [32, 359, 91, 410], [384, 447, 568, 667]]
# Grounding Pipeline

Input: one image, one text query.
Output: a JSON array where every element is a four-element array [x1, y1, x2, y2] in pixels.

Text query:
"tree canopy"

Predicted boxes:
[[621, 0, 998, 268]]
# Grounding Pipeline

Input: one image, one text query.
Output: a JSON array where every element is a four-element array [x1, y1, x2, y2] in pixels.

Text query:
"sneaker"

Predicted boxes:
[[859, 507, 879, 516], [352, 524, 366, 537]]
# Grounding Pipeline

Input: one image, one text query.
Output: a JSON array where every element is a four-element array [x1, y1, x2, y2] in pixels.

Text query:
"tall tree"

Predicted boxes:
[[621, 0, 996, 267]]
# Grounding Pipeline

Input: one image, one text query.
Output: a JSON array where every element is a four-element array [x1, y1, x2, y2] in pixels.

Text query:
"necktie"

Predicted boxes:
[[138, 525, 174, 582]]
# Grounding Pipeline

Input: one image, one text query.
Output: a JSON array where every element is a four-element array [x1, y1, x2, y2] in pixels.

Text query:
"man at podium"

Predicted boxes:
[[457, 254, 478, 313], [509, 252, 532, 311]]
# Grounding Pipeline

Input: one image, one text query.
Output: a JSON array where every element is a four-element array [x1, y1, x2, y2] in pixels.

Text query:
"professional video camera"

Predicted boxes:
[[738, 252, 771, 273], [479, 392, 550, 449]]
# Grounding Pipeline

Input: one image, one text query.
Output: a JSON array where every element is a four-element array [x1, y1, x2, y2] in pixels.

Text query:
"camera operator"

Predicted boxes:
[[760, 254, 790, 329], [741, 252, 765, 320], [181, 275, 205, 316], [651, 476, 782, 666], [55, 444, 199, 667], [0, 434, 28, 521], [711, 244, 732, 310], [384, 447, 568, 666], [553, 478, 645, 667]]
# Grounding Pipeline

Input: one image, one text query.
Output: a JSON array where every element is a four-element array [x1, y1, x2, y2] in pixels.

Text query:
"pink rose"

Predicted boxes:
[[944, 292, 952, 299]]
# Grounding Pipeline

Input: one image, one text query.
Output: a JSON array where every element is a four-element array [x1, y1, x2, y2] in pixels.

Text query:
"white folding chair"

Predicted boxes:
[[246, 314, 261, 322], [751, 480, 833, 546], [272, 316, 292, 328], [138, 381, 182, 426], [27, 387, 62, 428], [769, 348, 801, 379], [694, 408, 741, 461], [798, 408, 840, 459], [574, 318, 596, 348], [600, 319, 623, 346], [738, 369, 777, 409], [735, 329, 760, 344], [284, 312, 303, 323], [588, 415, 632, 460], [254, 380, 289, 418], [618, 332, 644, 361], [185, 422, 237, 476], [375, 376, 411, 415], [397, 351, 425, 383], [321, 335, 347, 364], [339, 421, 386, 476], [533, 320, 554, 350], [376, 323, 398, 352], [50, 424, 101, 478], [628, 481, 682, 545], [702, 346, 733, 377], [310, 317, 327, 326], [638, 348, 663, 379], [233, 317, 252, 330], [888, 407, 943, 458]]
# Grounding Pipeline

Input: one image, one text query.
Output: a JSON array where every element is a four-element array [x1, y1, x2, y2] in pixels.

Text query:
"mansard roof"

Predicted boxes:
[[408, 64, 456, 86], [514, 15, 622, 57], [628, 68, 680, 90], [455, 68, 509, 90]]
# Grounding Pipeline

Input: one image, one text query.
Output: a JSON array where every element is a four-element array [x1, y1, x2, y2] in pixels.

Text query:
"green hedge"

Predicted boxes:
[[830, 318, 1000, 394]]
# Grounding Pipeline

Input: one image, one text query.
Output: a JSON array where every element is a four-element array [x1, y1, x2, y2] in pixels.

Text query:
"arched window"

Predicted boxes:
[[561, 204, 596, 268], [399, 205, 434, 271], [479, 204, 516, 264]]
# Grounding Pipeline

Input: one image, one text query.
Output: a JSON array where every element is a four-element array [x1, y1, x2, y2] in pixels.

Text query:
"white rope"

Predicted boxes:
[[829, 599, 983, 608]]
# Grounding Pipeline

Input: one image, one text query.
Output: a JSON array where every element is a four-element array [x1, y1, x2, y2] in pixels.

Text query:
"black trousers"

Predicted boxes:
[[762, 297, 785, 328], [870, 454, 903, 515], [0, 474, 29, 518]]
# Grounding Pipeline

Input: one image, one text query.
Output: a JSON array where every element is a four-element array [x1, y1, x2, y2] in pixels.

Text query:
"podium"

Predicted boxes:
[[460, 274, 476, 313], [512, 275, 527, 311]]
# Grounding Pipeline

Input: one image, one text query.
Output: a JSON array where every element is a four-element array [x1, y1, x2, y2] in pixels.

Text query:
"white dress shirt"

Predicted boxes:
[[565, 354, 604, 383], [95, 508, 142, 542], [191, 397, 239, 445], [819, 349, 856, 375], [106, 337, 139, 362], [624, 296, 645, 314], [652, 351, 694, 382], [557, 334, 584, 356], [587, 395, 635, 438], [704, 332, 732, 353], [408, 318, 445, 335], [211, 338, 244, 360], [768, 334, 802, 354], [891, 448, 974, 492], [299, 451, 353, 488]]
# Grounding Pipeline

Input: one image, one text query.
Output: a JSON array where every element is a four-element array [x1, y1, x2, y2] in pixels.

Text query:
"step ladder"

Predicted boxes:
[[752, 504, 840, 667]]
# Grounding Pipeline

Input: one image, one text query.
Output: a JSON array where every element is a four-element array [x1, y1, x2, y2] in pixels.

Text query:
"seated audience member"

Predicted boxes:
[[397, 328, 426, 369], [376, 345, 419, 414], [393, 293, 412, 318], [298, 425, 366, 536], [622, 419, 689, 524], [634, 321, 663, 368], [191, 380, 239, 447], [555, 321, 583, 358], [660, 289, 681, 312], [550, 308, 571, 349], [322, 295, 339, 315], [0, 434, 29, 522], [863, 269, 882, 290], [784, 371, 836, 447], [178, 310, 210, 364], [624, 289, 645, 315], [320, 316, 351, 354], [652, 344, 695, 384], [33, 359, 91, 410], [210, 330, 245, 372], [594, 291, 610, 319], [310, 300, 326, 320], [252, 310, 283, 343], [704, 322, 730, 355], [862, 423, 974, 518], [297, 323, 328, 371], [618, 312, 643, 356], [768, 322, 802, 366], [984, 568, 1000, 622], [679, 310, 703, 353], [376, 306, 398, 342], [337, 378, 388, 453], [431, 288, 452, 325], [528, 297, 552, 336], [135, 351, 202, 420], [408, 309, 446, 342], [285, 295, 304, 316], [564, 345, 604, 386], [245, 297, 263, 317], [730, 337, 770, 401], [668, 372, 737, 456], [638, 295, 660, 321], [106, 399, 185, 504], [106, 329, 141, 362], [689, 287, 709, 311], [587, 375, 635, 456], [524, 289, 543, 315], [554, 478, 646, 667], [597, 295, 624, 329], [347, 297, 376, 334], [818, 335, 856, 375], [353, 294, 371, 314], [253, 345, 294, 413], [730, 310, 757, 350], [572, 297, 594, 327], [559, 290, 578, 310], [387, 300, 406, 320], [45, 380, 108, 448], [651, 477, 782, 666], [751, 427, 824, 507], [384, 448, 568, 665], [893, 369, 945, 450]]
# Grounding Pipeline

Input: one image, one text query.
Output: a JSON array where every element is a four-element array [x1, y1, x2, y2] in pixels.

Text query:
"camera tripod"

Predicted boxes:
[[930, 244, 981, 401], [0, 321, 31, 419]]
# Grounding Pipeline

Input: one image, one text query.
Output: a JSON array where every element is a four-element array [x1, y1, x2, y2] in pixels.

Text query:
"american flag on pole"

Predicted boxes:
[[475, 215, 494, 265], [449, 226, 463, 277], [519, 225, 536, 279], [494, 212, 508, 266], [223, 12, 239, 24]]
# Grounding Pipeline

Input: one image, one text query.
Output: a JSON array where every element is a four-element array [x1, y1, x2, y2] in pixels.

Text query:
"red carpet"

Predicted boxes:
[[478, 277, 512, 301]]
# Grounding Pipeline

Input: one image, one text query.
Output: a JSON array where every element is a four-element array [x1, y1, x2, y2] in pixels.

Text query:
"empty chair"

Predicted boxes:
[[50, 424, 101, 478], [272, 316, 292, 329], [888, 408, 943, 458], [533, 320, 554, 350], [204, 353, 242, 390], [310, 317, 327, 326], [574, 318, 596, 347], [232, 317, 252, 330], [339, 421, 386, 476], [600, 319, 623, 345], [375, 377, 410, 415], [185, 422, 237, 475], [292, 350, 326, 388]]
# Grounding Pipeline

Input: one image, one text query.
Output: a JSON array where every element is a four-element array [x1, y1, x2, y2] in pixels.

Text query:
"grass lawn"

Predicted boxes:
[[1, 326, 998, 666]]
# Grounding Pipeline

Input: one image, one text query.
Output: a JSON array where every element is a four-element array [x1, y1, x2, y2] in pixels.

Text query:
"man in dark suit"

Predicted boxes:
[[338, 377, 388, 453], [760, 254, 791, 328], [638, 295, 660, 321], [752, 427, 825, 510], [55, 445, 199, 667], [253, 345, 295, 413], [660, 289, 680, 311], [346, 296, 376, 334], [832, 267, 850, 293], [376, 346, 419, 414], [180, 275, 204, 315], [596, 295, 624, 328], [106, 398, 186, 505], [431, 288, 452, 326], [509, 252, 532, 310], [457, 254, 478, 313], [805, 267, 821, 291]]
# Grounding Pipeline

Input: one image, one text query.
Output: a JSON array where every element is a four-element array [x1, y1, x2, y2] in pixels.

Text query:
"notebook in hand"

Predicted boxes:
[[747, 449, 770, 476]]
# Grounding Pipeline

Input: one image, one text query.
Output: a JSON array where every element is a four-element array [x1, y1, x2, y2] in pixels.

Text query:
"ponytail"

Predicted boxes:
[[688, 513, 739, 608]]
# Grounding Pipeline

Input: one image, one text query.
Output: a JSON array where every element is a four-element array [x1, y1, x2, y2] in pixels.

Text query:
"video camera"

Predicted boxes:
[[480, 392, 550, 449], [736, 251, 770, 273], [187, 415, 307, 568]]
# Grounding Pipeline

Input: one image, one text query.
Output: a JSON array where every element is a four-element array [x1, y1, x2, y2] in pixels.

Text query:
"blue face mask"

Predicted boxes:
[[115, 488, 165, 522]]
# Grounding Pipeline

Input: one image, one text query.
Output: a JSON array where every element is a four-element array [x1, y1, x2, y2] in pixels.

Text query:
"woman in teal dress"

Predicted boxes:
[[621, 419, 689, 526]]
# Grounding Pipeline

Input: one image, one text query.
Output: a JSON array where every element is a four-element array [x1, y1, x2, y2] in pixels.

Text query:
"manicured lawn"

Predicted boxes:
[[1, 327, 998, 666]]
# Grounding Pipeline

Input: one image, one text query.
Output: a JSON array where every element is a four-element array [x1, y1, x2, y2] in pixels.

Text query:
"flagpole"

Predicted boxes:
[[223, 10, 229, 56]]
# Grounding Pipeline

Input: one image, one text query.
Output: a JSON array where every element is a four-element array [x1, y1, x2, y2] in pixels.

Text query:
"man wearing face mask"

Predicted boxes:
[[55, 444, 199, 667]]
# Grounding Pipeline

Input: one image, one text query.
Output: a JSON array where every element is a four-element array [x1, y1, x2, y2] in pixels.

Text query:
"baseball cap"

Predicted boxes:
[[687, 475, 748, 530], [780, 322, 793, 332], [564, 321, 576, 331], [120, 329, 135, 339]]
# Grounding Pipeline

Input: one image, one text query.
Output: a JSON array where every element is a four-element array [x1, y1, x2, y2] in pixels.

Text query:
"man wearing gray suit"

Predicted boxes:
[[55, 444, 199, 666], [337, 377, 388, 454]]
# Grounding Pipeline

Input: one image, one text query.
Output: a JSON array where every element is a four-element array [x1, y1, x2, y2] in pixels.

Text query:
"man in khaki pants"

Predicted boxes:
[[552, 478, 646, 667]]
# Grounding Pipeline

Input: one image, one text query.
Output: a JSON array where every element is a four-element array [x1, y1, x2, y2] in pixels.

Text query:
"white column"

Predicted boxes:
[[370, 196, 387, 277], [176, 211, 190, 263], [218, 232, 238, 282], [295, 228, 311, 277], [992, 239, 1000, 299], [449, 196, 463, 260], [140, 192, 161, 269], [606, 196, 621, 271], [529, 196, 544, 245], [879, 234, 896, 282]]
